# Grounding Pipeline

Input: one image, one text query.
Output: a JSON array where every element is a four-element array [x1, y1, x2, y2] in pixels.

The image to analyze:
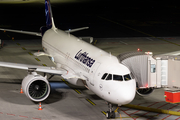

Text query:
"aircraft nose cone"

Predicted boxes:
[[121, 88, 135, 104], [117, 80, 136, 105]]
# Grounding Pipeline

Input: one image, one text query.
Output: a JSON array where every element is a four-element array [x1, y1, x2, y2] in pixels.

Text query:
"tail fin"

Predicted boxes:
[[45, 0, 56, 30]]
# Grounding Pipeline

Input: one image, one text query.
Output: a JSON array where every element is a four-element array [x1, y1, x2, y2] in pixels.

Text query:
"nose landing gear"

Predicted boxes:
[[106, 103, 122, 119], [106, 103, 115, 119]]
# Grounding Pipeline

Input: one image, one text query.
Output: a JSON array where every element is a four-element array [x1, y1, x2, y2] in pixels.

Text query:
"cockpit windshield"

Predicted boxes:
[[113, 74, 123, 81], [124, 74, 131, 81], [106, 74, 112, 80], [101, 73, 108, 80], [101, 73, 132, 81]]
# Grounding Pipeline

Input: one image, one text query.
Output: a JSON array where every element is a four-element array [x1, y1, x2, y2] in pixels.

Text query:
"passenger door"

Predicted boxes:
[[90, 62, 101, 86]]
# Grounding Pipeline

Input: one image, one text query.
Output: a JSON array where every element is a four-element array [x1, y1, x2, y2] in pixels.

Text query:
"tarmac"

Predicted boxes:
[[1, 34, 180, 120]]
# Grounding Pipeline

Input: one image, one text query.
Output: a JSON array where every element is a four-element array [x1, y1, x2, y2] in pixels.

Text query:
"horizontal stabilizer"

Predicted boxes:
[[0, 28, 41, 36], [65, 27, 89, 33], [0, 61, 67, 75]]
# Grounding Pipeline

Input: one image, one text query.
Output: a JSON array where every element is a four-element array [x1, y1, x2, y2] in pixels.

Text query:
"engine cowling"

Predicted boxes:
[[22, 72, 50, 102], [66, 78, 85, 86], [136, 88, 154, 96]]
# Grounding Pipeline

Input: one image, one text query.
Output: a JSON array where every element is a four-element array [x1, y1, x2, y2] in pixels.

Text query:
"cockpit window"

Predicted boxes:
[[124, 74, 131, 81], [106, 74, 112, 80], [130, 72, 134, 79], [113, 74, 123, 81], [101, 73, 108, 80]]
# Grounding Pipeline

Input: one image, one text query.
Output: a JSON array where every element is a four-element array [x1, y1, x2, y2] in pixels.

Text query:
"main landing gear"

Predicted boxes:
[[106, 103, 115, 119]]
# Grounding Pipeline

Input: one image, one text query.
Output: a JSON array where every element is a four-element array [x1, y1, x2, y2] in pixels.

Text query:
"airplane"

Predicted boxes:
[[0, 0, 136, 119]]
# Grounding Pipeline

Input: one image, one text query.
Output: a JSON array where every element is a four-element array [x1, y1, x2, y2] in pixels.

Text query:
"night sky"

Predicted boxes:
[[0, 0, 180, 38]]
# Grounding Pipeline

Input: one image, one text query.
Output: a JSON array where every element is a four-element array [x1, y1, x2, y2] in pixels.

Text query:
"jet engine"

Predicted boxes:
[[22, 72, 50, 102], [136, 88, 154, 96]]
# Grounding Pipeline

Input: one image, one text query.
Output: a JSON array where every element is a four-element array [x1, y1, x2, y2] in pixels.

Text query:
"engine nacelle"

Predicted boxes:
[[136, 88, 154, 96], [22, 72, 50, 102], [66, 78, 84, 87]]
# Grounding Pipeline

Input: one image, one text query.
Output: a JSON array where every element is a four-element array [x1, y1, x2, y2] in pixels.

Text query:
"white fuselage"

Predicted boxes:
[[42, 28, 136, 105]]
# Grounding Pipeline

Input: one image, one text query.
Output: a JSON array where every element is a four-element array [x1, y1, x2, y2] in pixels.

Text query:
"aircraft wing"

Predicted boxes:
[[0, 61, 67, 75], [0, 28, 41, 37]]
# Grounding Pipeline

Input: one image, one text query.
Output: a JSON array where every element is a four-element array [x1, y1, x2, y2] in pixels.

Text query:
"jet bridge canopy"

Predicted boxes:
[[117, 51, 180, 89], [117, 52, 151, 88]]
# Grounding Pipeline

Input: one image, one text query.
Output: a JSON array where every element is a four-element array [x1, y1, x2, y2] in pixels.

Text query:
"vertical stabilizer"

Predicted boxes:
[[45, 0, 56, 30]]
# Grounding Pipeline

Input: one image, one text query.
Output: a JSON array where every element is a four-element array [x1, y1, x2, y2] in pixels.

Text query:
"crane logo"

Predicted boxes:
[[75, 50, 95, 68]]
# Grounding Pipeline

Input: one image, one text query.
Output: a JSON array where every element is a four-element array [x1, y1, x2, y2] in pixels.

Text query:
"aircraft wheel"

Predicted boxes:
[[106, 111, 115, 119]]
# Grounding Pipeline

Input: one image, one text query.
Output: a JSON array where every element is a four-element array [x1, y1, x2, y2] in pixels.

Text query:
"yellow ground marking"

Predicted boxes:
[[98, 16, 180, 47], [93, 40, 98, 45], [123, 104, 180, 116], [22, 47, 26, 50], [114, 107, 119, 113], [28, 52, 33, 56], [16, 43, 20, 45], [35, 58, 40, 61], [86, 98, 96, 106], [101, 111, 106, 115], [74, 89, 81, 94], [101, 110, 158, 118], [61, 79, 69, 84], [42, 64, 47, 66]]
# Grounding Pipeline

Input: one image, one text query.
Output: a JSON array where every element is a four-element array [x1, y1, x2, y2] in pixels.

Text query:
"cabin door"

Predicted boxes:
[[90, 62, 101, 86]]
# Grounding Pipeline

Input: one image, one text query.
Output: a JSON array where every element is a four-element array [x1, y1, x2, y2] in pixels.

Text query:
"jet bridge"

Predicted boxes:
[[117, 51, 180, 90]]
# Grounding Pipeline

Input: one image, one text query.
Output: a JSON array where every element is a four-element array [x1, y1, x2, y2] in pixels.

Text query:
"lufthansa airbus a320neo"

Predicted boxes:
[[0, 0, 136, 119]]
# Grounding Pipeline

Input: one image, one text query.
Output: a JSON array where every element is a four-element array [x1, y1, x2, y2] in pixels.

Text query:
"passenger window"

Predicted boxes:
[[106, 74, 112, 80], [124, 74, 131, 81], [113, 75, 123, 81], [101, 73, 108, 80]]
